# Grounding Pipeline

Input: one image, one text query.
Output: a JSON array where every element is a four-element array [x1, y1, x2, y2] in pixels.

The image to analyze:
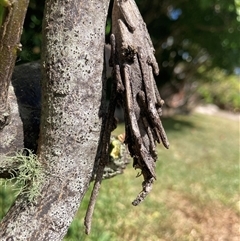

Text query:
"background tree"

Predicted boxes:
[[137, 0, 239, 112], [18, 0, 240, 112], [0, 0, 29, 130]]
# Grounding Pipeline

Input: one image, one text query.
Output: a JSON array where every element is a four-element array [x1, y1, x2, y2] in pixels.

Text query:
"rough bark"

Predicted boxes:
[[0, 61, 41, 158], [0, 0, 110, 239], [0, 61, 129, 180], [0, 82, 24, 155], [0, 0, 29, 130]]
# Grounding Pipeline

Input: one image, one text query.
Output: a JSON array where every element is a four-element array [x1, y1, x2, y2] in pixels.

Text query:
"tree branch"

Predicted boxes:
[[0, 0, 111, 239], [0, 0, 29, 130], [0, 61, 129, 180]]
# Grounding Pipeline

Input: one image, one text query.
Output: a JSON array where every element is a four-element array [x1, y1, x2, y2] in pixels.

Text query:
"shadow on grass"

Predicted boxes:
[[161, 115, 196, 133], [116, 114, 197, 134]]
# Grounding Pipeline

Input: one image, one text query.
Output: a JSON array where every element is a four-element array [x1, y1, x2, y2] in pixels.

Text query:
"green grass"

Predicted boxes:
[[1, 113, 239, 240]]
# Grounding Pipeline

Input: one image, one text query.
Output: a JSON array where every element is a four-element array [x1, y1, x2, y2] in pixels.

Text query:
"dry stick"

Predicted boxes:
[[84, 164, 104, 234], [132, 177, 155, 206], [112, 4, 161, 203], [84, 92, 117, 234], [137, 47, 169, 149], [110, 0, 169, 208], [122, 64, 156, 205], [84, 36, 119, 234]]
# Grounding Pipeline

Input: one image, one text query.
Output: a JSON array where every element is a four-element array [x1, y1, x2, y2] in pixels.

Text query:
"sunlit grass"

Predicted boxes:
[[0, 113, 239, 240], [158, 114, 239, 205], [64, 113, 239, 240]]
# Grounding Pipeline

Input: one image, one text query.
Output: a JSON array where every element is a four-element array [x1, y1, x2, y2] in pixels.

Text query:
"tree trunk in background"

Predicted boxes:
[[0, 0, 110, 239], [0, 61, 41, 156], [0, 0, 29, 130]]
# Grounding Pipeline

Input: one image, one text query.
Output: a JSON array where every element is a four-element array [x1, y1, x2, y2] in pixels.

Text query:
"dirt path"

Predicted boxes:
[[194, 104, 239, 121]]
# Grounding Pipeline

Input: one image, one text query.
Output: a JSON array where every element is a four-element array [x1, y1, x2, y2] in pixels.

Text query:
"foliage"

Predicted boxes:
[[20, 0, 239, 71], [19, 0, 44, 62], [197, 69, 240, 112], [136, 0, 239, 75], [1, 113, 238, 240], [18, 0, 239, 112]]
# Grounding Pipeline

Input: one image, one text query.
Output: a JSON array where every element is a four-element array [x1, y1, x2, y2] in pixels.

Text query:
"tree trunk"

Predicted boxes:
[[0, 0, 110, 239], [0, 0, 29, 130]]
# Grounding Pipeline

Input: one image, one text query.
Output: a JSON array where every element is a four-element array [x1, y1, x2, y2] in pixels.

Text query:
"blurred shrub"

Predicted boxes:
[[18, 0, 44, 63], [197, 69, 240, 112], [16, 0, 239, 114]]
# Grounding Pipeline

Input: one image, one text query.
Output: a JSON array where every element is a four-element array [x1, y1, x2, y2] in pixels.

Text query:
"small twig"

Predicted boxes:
[[132, 177, 154, 206], [84, 163, 105, 234], [84, 35, 119, 234]]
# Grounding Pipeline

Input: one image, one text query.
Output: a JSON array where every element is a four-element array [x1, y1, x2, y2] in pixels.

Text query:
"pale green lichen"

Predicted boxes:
[[1, 149, 45, 203]]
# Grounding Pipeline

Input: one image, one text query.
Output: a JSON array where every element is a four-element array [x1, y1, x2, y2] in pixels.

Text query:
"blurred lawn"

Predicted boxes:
[[0, 113, 239, 240]]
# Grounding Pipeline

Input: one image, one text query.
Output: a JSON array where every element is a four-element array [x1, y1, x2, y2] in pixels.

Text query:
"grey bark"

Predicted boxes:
[[0, 61, 41, 179], [0, 61, 41, 157], [0, 61, 129, 180], [0, 0, 110, 240], [0, 82, 24, 155]]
